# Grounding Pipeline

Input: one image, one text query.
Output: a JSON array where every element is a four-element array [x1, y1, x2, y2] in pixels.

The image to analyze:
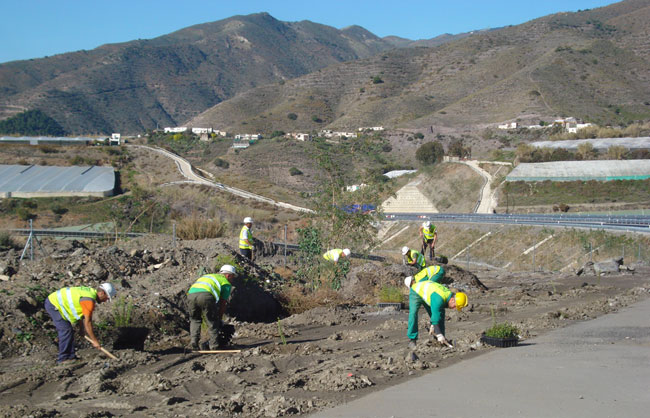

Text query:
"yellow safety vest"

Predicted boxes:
[[239, 225, 253, 249], [414, 265, 442, 283], [422, 225, 436, 240], [412, 281, 451, 306], [47, 287, 97, 324], [323, 249, 343, 261], [189, 274, 231, 303], [407, 250, 425, 267]]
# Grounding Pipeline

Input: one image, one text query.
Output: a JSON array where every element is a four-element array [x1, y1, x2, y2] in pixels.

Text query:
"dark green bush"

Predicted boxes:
[[289, 167, 303, 176]]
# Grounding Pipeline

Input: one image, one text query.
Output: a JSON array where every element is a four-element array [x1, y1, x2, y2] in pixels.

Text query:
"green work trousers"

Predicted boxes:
[[407, 291, 445, 340], [188, 291, 221, 349]]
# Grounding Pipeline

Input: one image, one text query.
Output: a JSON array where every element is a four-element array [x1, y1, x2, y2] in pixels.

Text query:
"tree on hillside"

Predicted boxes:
[[577, 142, 596, 160], [607, 145, 626, 160], [415, 141, 444, 165], [0, 109, 65, 136]]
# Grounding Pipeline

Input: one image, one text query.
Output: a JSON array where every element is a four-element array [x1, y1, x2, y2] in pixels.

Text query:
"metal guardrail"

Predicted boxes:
[[383, 213, 650, 233]]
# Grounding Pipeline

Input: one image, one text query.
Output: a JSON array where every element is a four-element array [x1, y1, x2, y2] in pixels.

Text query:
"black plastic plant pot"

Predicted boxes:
[[480, 333, 519, 348], [112, 327, 150, 351]]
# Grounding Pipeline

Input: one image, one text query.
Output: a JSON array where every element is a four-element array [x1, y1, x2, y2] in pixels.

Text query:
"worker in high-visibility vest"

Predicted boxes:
[[187, 265, 238, 350], [402, 246, 425, 269], [44, 283, 116, 363], [239, 217, 254, 260], [419, 221, 437, 260], [405, 264, 445, 286], [323, 248, 351, 264], [404, 277, 467, 349]]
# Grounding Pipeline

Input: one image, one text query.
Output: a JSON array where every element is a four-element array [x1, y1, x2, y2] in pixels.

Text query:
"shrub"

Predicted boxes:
[[0, 231, 16, 250], [484, 322, 519, 339], [289, 167, 303, 176], [176, 215, 226, 240], [214, 158, 230, 169], [22, 200, 37, 209], [112, 295, 134, 327], [414, 132, 424, 139], [287, 113, 298, 120], [270, 130, 285, 138], [311, 115, 323, 123], [51, 205, 69, 216], [372, 75, 383, 84], [16, 208, 36, 221], [382, 144, 392, 152]]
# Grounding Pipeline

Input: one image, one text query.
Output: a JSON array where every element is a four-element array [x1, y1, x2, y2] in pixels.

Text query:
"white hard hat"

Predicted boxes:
[[423, 221, 431, 228], [243, 217, 253, 224], [220, 264, 237, 275], [404, 276, 413, 288], [342, 248, 351, 256], [99, 283, 116, 300], [402, 246, 409, 255]]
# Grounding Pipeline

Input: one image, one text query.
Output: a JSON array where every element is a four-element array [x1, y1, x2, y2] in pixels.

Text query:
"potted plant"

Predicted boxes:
[[377, 285, 404, 310], [481, 321, 520, 348]]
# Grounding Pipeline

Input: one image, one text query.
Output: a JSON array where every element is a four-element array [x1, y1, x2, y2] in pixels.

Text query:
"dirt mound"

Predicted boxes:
[[343, 262, 487, 301]]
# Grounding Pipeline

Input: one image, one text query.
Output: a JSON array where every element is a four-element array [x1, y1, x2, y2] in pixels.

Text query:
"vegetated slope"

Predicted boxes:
[[190, 0, 650, 132], [0, 13, 397, 134]]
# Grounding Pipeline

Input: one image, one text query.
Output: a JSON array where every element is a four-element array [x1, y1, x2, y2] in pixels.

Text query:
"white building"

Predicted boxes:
[[164, 127, 188, 133], [109, 133, 121, 146], [287, 133, 311, 141], [567, 122, 593, 133], [191, 127, 213, 134], [358, 126, 384, 132], [498, 122, 518, 130], [235, 134, 262, 141]]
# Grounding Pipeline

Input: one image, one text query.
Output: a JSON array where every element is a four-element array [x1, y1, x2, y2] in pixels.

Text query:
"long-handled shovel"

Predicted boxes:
[[84, 335, 119, 360]]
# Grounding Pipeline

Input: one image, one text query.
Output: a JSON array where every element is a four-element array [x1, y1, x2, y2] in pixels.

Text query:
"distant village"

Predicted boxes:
[[162, 126, 385, 149], [497, 117, 593, 133]]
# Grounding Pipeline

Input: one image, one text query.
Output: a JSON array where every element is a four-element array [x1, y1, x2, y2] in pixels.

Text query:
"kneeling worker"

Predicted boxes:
[[402, 246, 425, 269], [323, 248, 351, 264], [405, 264, 445, 286], [405, 277, 467, 348], [188, 264, 238, 350], [45, 283, 116, 363]]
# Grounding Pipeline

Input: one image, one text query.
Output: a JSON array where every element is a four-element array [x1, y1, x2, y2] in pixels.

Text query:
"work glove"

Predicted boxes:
[[436, 333, 454, 348], [429, 325, 435, 335]]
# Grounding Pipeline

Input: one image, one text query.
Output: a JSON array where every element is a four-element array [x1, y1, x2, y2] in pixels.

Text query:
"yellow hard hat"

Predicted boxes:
[[454, 292, 468, 311]]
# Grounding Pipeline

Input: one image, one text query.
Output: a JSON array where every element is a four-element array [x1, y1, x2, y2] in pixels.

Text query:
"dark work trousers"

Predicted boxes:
[[188, 291, 221, 349], [240, 248, 252, 260], [45, 298, 77, 362]]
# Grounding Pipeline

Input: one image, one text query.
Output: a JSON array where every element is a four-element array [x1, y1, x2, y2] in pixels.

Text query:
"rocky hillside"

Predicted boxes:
[[190, 0, 650, 132], [0, 13, 396, 134]]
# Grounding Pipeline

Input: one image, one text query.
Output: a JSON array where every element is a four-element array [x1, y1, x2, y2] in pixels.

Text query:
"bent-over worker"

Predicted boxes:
[[402, 246, 425, 269], [323, 248, 351, 264], [405, 264, 445, 286], [187, 264, 238, 350], [45, 283, 116, 363], [419, 221, 437, 260], [239, 217, 254, 260], [405, 277, 467, 349]]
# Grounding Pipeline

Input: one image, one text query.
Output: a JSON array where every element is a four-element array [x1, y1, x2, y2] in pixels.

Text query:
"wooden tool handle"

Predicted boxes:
[[196, 349, 242, 354], [84, 335, 119, 360]]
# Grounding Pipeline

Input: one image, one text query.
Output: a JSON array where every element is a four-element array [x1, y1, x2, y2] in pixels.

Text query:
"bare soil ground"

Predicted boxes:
[[1, 236, 649, 417]]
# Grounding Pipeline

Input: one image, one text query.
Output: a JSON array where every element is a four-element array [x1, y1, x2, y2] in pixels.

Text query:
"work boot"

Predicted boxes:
[[189, 341, 200, 351], [408, 339, 417, 350]]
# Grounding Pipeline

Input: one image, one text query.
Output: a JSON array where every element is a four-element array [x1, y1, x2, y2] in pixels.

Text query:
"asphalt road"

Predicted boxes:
[[312, 296, 650, 418]]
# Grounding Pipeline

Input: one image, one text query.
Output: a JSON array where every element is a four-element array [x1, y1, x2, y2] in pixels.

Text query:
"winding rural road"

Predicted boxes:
[[131, 145, 313, 213]]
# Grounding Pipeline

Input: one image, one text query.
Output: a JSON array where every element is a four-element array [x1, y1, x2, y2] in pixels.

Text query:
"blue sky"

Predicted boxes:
[[1, 0, 619, 63]]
